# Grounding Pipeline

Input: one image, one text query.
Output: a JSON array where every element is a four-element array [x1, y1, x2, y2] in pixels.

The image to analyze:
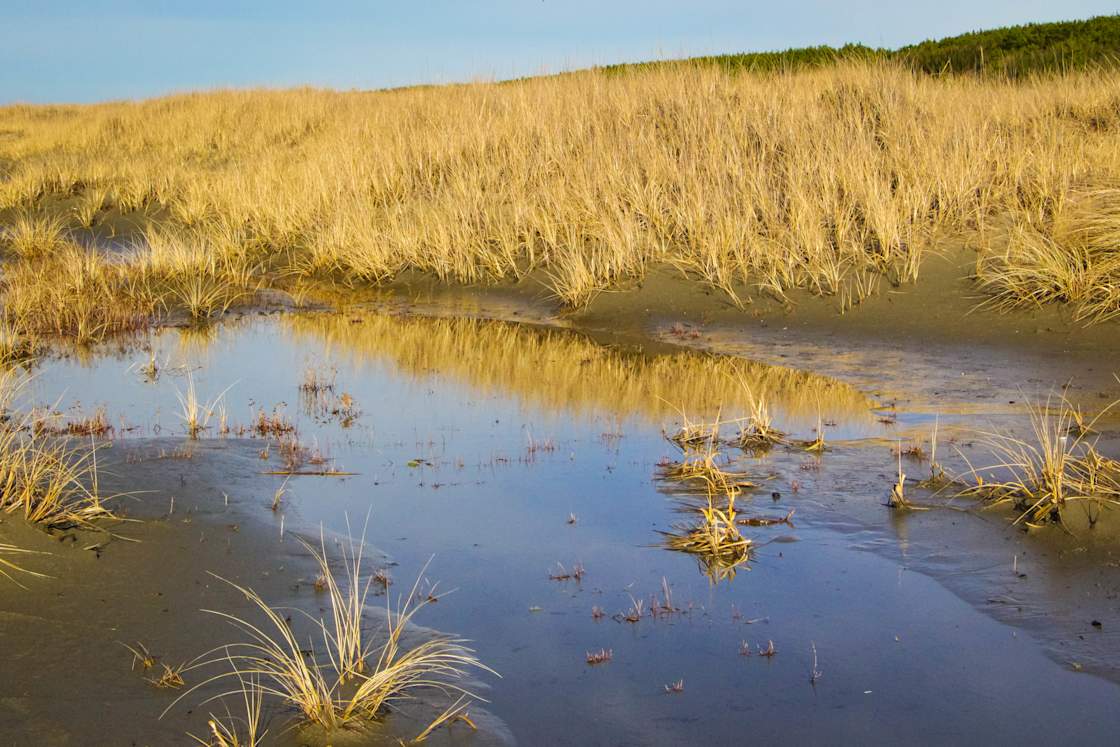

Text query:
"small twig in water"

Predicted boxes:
[[810, 641, 823, 684]]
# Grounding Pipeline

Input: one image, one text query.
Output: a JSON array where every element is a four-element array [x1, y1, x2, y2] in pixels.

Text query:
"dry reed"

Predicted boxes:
[[959, 393, 1120, 525], [170, 544, 495, 741], [0, 540, 47, 587], [3, 62, 1120, 333], [0, 369, 112, 528]]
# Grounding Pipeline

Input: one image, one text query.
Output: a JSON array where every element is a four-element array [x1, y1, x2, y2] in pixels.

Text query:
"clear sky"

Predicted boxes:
[[2, 1, 1116, 104]]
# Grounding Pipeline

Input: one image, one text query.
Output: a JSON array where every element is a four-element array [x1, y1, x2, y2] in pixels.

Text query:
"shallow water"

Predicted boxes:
[[9, 309, 1120, 745]]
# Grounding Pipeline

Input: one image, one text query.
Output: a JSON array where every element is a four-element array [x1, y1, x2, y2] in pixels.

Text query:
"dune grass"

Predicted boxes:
[[188, 663, 266, 747], [0, 369, 112, 529], [298, 526, 375, 679], [171, 540, 495, 741], [959, 393, 1120, 526], [2, 61, 1120, 335], [0, 318, 36, 366], [975, 187, 1120, 324]]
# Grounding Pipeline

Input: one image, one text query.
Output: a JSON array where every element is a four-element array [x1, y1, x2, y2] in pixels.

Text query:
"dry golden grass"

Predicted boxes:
[[975, 187, 1120, 323], [666, 407, 723, 449], [0, 369, 112, 528], [0, 242, 152, 342], [2, 61, 1120, 331], [2, 213, 70, 259], [735, 382, 788, 451], [656, 424, 757, 582], [959, 393, 1120, 526], [658, 442, 757, 496], [298, 526, 375, 680], [0, 540, 47, 587], [188, 662, 266, 747], [171, 543, 494, 741], [660, 488, 754, 583], [174, 372, 233, 439], [0, 318, 36, 366]]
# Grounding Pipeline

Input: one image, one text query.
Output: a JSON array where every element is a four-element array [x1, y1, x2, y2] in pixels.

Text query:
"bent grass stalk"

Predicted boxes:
[[0, 542, 48, 587], [297, 518, 375, 679], [188, 659, 267, 747]]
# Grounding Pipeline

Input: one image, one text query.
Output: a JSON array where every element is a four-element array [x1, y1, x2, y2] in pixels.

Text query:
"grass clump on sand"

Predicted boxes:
[[0, 242, 152, 343], [3, 213, 70, 259], [0, 369, 112, 529], [0, 216, 265, 344], [170, 533, 495, 742], [959, 392, 1120, 526]]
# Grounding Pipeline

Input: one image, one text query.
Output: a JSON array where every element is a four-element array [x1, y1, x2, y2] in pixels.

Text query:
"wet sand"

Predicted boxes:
[[0, 439, 510, 746]]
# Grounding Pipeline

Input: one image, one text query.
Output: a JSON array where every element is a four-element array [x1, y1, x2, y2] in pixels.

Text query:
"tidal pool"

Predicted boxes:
[[4, 309, 1120, 745]]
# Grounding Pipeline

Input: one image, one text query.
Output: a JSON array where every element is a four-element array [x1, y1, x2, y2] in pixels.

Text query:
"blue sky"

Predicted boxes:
[[2, 1, 1116, 103]]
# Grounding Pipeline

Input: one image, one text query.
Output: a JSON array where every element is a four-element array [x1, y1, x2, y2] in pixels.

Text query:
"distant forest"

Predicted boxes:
[[602, 14, 1120, 77]]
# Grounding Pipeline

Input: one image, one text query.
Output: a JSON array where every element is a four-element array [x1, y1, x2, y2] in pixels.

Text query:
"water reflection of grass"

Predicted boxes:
[[283, 312, 875, 425]]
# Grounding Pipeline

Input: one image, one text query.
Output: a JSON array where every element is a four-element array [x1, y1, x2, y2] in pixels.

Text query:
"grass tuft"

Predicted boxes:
[[168, 538, 495, 741], [959, 392, 1120, 526], [0, 370, 113, 528]]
